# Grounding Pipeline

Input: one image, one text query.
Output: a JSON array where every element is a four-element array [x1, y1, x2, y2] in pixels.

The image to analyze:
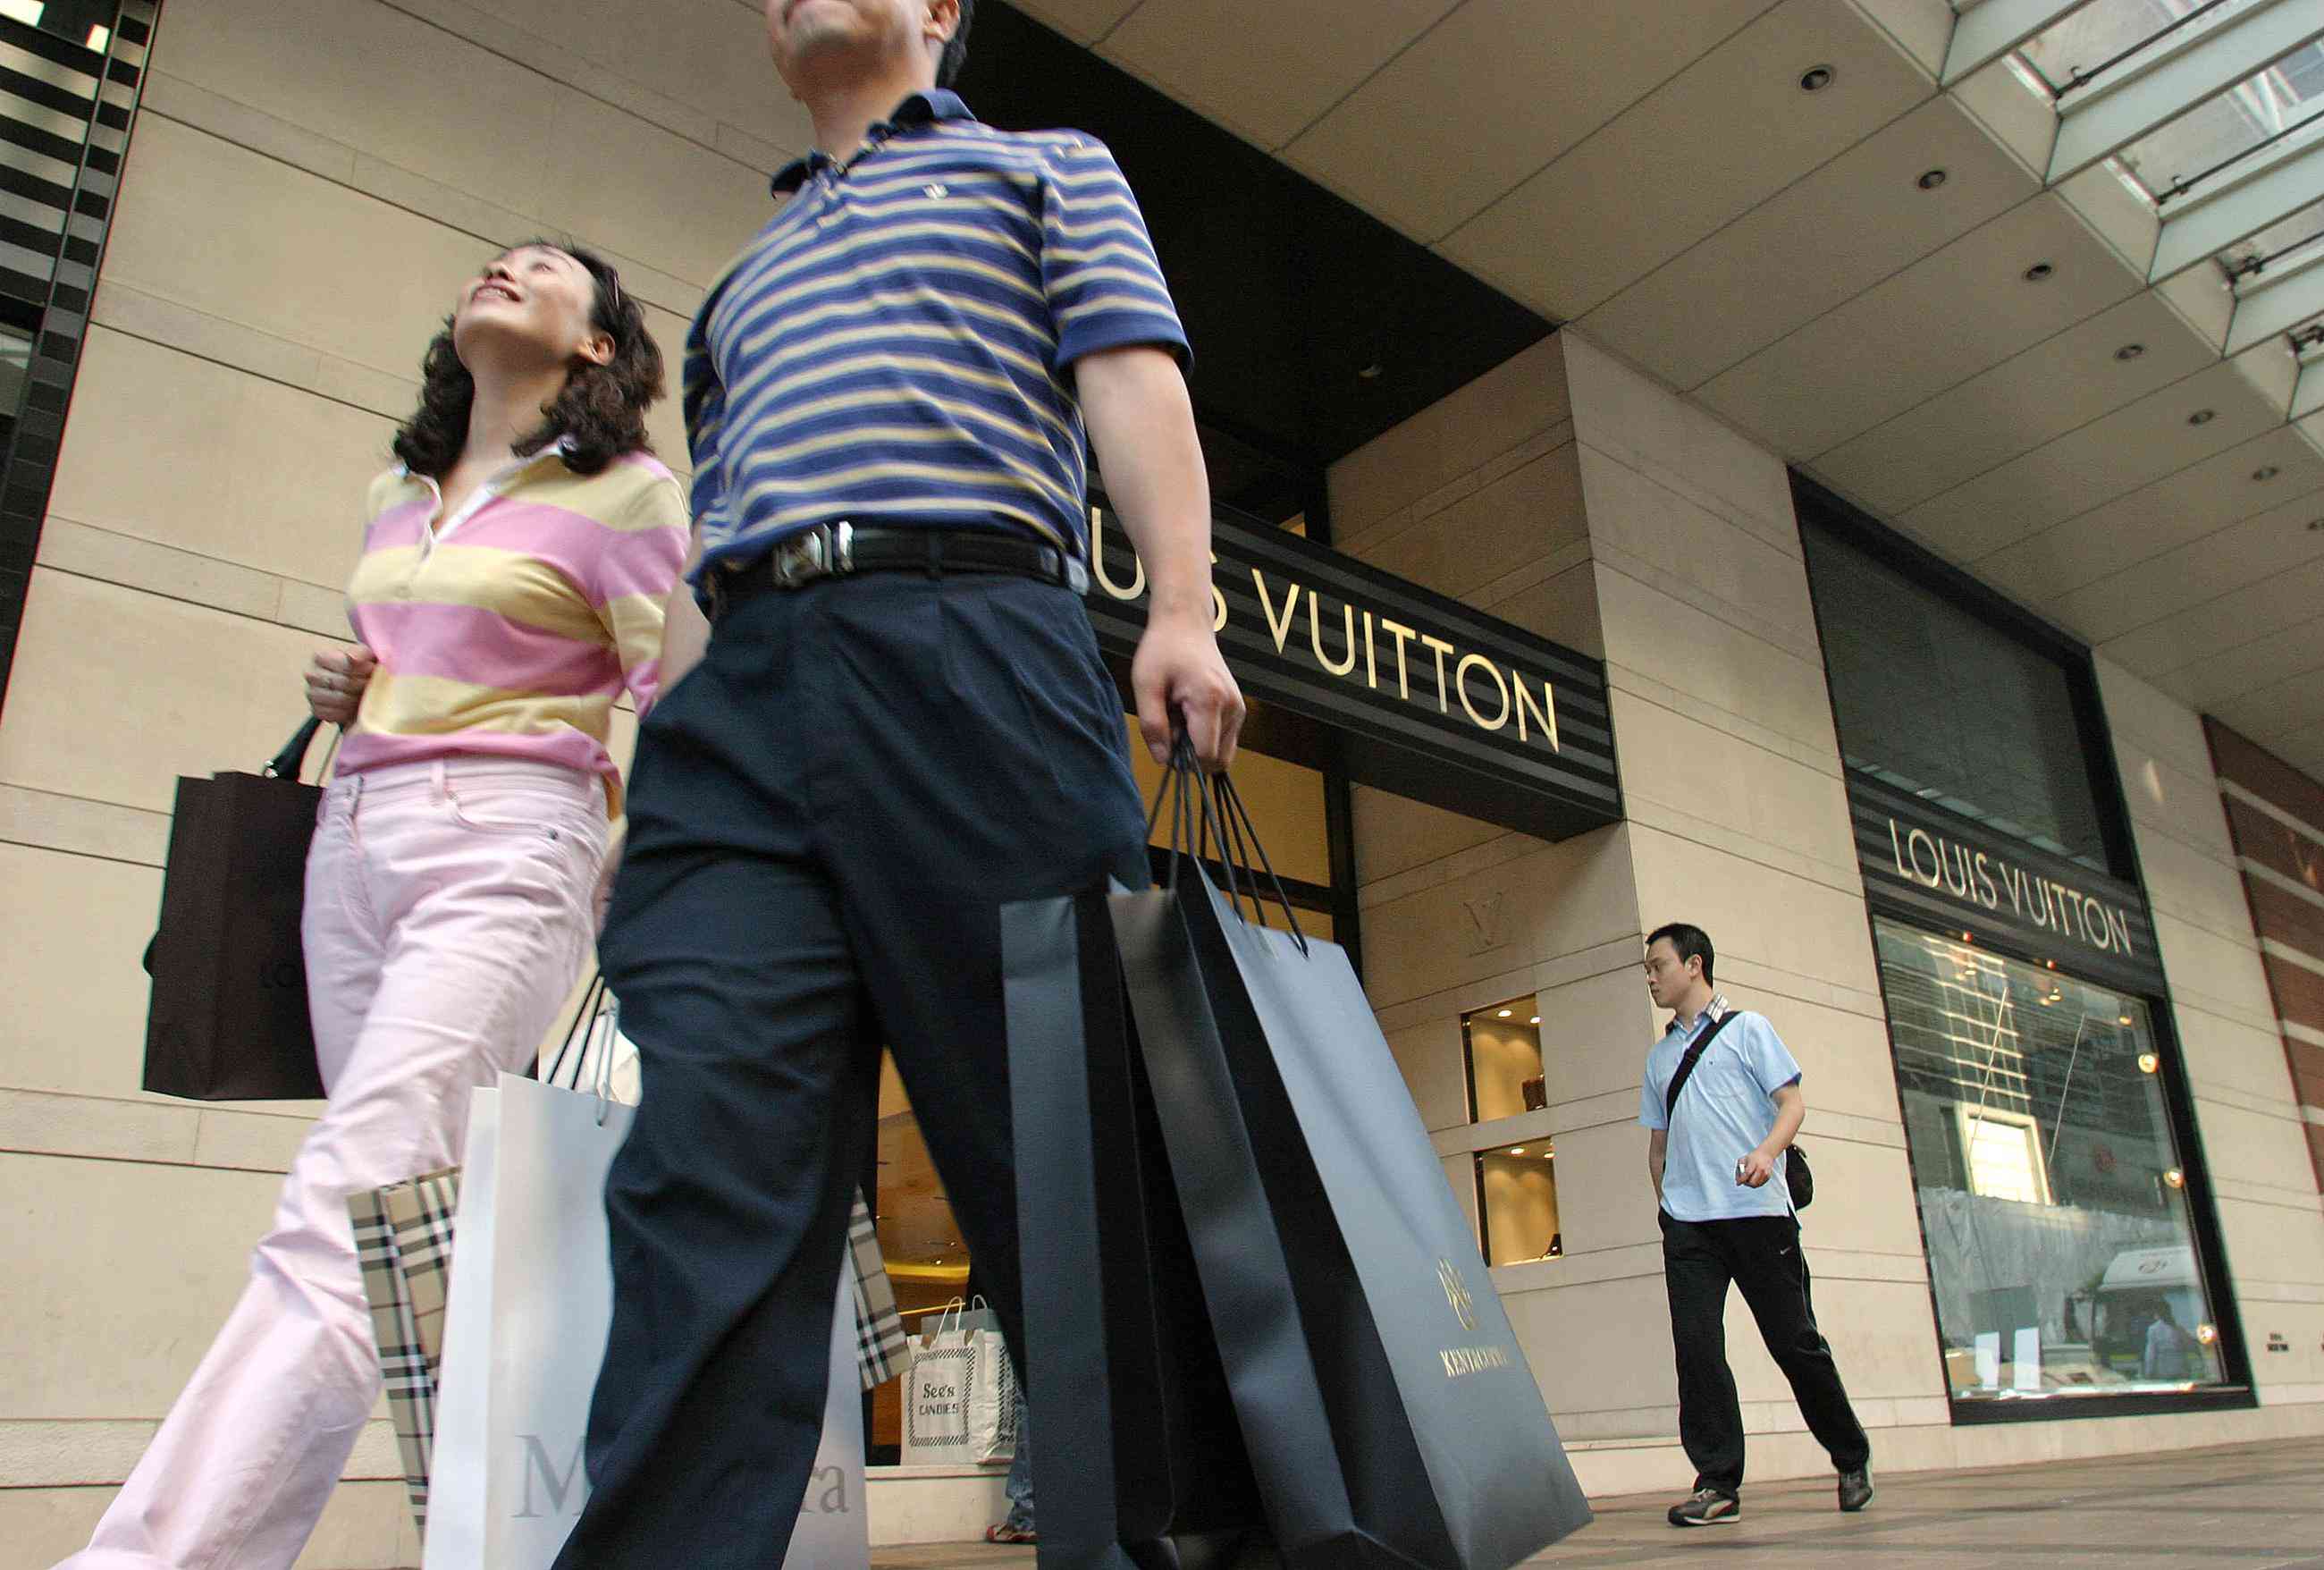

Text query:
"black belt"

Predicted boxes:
[[705, 523, 1088, 622]]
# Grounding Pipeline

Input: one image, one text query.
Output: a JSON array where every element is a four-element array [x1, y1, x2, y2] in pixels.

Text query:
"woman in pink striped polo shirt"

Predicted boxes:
[[64, 241, 689, 1570]]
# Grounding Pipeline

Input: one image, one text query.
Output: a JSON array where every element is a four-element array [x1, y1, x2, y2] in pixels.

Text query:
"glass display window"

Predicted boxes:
[[1877, 921, 2228, 1403], [1463, 998, 1544, 1122], [1475, 1140, 1562, 1266]]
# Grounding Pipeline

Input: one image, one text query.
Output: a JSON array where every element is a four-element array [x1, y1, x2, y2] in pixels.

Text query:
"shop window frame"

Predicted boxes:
[[1795, 474, 2255, 1425]]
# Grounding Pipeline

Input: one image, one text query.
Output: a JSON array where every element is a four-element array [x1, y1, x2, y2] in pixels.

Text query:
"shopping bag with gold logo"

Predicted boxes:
[[1002, 883, 1266, 1565], [1111, 751, 1591, 1567]]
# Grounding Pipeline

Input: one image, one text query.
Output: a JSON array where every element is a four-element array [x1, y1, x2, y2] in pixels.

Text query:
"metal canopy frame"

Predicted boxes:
[[2047, 0, 2324, 184], [1939, 0, 2324, 422]]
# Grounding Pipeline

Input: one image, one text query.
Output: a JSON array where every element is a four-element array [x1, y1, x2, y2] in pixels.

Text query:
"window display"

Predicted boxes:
[[1876, 921, 2227, 1402], [1476, 1141, 1561, 1266], [1463, 999, 1544, 1121]]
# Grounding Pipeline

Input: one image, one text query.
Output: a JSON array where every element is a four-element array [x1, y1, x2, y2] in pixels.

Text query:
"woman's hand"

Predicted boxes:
[[305, 646, 377, 725]]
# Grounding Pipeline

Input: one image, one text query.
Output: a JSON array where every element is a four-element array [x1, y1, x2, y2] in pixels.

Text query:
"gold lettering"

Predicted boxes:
[[1307, 589, 1359, 676], [1419, 633, 1455, 713], [1438, 1344, 1516, 1380], [1362, 610, 1377, 689], [1513, 679, 1557, 750], [1377, 619, 1417, 700], [1254, 569, 1300, 654], [1089, 506, 1144, 602], [1209, 549, 1227, 632], [1456, 653, 1510, 731]]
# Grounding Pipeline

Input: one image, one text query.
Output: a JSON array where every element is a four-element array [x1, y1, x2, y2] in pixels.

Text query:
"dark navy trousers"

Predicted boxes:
[[557, 570, 1148, 1567]]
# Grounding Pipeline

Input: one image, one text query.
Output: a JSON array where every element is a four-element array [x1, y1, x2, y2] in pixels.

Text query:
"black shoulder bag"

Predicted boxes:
[[1663, 1010, 1815, 1211]]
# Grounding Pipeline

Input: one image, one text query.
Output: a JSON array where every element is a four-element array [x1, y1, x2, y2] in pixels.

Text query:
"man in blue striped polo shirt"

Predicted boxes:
[[560, 3, 1244, 1563]]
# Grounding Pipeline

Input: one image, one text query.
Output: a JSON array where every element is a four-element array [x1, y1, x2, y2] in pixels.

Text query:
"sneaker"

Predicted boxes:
[[1667, 1486, 1740, 1527], [1838, 1467, 1874, 1513]]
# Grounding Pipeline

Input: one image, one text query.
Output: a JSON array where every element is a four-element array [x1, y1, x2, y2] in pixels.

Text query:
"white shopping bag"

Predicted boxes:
[[899, 1298, 1017, 1466], [425, 1071, 868, 1568]]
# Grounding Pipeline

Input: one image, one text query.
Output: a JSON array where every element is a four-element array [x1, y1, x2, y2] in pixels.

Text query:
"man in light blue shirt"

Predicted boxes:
[[1640, 922, 1871, 1527]]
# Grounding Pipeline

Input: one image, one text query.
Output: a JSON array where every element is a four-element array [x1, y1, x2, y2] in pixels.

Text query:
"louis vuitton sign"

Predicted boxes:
[[1083, 499, 1622, 844], [1848, 770, 2164, 994]]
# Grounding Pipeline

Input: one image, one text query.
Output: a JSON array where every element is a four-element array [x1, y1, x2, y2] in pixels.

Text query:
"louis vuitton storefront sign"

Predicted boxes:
[[1083, 501, 1622, 843], [1848, 770, 2165, 995]]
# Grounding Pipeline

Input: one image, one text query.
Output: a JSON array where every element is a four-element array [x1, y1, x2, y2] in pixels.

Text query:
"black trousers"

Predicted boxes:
[[556, 571, 1148, 1567], [1658, 1211, 1870, 1495]]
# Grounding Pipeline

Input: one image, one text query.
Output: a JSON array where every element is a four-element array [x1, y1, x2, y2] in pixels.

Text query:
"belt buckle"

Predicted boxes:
[[770, 522, 854, 588]]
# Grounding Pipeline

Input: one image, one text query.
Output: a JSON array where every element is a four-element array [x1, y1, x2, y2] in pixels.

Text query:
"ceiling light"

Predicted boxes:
[[2195, 1323, 2218, 1345], [2024, 262, 2054, 282], [2187, 409, 2215, 426], [2115, 342, 2145, 361], [1510, 1147, 1526, 1156], [0, 3, 45, 30], [1497, 1009, 1512, 1017], [2254, 465, 2282, 482], [2118, 1013, 2134, 1026], [2138, 1051, 2160, 1074], [1528, 1015, 1541, 1025], [2164, 1168, 2185, 1189], [1798, 63, 1835, 92], [1916, 168, 1948, 190], [86, 22, 106, 49]]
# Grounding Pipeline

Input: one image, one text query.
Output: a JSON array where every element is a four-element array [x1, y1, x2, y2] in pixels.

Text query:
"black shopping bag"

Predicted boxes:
[[1110, 763, 1592, 1569], [142, 718, 332, 1101], [1003, 889, 1271, 1570]]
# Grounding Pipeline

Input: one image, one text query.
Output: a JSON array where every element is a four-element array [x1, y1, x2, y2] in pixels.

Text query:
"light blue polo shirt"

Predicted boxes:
[[1639, 998, 1803, 1223]]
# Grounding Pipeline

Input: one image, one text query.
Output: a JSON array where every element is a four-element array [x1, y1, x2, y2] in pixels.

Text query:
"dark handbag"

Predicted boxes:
[[141, 717, 333, 1101], [1107, 756, 1591, 1569], [1662, 1009, 1814, 1211], [1003, 888, 1268, 1569]]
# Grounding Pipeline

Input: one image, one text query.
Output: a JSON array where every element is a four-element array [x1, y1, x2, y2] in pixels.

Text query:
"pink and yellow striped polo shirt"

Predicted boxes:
[[340, 447, 689, 811]]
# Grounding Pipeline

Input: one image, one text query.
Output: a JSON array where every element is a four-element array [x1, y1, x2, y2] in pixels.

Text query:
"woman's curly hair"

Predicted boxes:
[[392, 240, 662, 479]]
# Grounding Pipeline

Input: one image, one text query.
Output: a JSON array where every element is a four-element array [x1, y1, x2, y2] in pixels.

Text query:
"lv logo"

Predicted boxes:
[[1461, 891, 1508, 954]]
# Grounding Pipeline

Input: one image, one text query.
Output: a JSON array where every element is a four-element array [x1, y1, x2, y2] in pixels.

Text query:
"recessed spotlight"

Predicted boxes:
[[2118, 1014, 2134, 1026], [1528, 1015, 1541, 1025], [1496, 1009, 1512, 1018], [1799, 63, 1835, 92], [2115, 342, 2146, 361], [2164, 1168, 2185, 1189], [2254, 465, 2282, 482], [1916, 168, 1949, 190], [2187, 409, 2215, 426], [1510, 1147, 1527, 1156], [2138, 1052, 2160, 1074], [2024, 262, 2054, 282]]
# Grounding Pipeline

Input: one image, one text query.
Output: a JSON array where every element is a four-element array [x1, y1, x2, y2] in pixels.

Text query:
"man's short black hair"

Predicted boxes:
[[938, 0, 974, 88], [1646, 923, 1714, 988]]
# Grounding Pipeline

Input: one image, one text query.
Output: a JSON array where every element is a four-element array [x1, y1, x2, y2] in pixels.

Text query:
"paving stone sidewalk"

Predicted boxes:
[[871, 1434, 2324, 1568]]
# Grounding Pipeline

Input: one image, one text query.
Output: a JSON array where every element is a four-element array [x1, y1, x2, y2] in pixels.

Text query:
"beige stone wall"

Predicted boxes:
[[0, 1, 792, 1559], [2100, 663, 2324, 1409], [1330, 328, 2324, 1494]]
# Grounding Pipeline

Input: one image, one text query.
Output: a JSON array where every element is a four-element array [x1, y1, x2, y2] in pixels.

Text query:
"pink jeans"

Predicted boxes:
[[65, 758, 607, 1570]]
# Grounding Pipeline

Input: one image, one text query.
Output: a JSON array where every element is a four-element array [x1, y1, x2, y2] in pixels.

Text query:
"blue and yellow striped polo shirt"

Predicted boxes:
[[686, 90, 1189, 580]]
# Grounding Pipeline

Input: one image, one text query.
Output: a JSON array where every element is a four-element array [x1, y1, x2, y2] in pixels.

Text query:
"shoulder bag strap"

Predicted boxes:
[[1663, 1009, 1742, 1122]]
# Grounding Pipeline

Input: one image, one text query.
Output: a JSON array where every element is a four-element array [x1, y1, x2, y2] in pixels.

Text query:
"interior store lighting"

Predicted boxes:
[[1496, 1009, 1512, 1017], [2138, 1052, 2160, 1074], [2164, 1168, 2185, 1189], [0, 1, 44, 29], [1528, 1015, 1540, 1025], [87, 22, 106, 49]]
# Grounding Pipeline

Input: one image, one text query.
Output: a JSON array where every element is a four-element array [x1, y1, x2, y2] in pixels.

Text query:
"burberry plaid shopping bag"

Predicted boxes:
[[847, 1188, 907, 1389], [350, 1166, 464, 1538]]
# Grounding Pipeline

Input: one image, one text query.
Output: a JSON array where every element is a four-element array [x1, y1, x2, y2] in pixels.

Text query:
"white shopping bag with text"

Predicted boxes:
[[899, 1299, 1016, 1466], [424, 1072, 867, 1568]]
